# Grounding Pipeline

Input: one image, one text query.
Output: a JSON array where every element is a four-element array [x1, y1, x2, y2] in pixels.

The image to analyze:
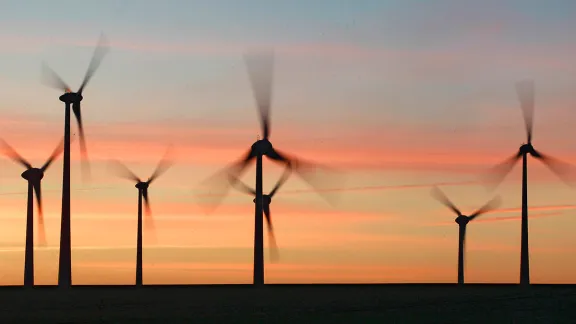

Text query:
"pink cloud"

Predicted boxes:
[[0, 110, 575, 178], [473, 211, 564, 224]]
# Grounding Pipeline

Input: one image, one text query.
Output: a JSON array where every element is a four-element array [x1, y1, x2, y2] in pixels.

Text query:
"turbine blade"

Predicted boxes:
[[430, 186, 462, 216], [143, 188, 152, 224], [269, 165, 292, 198], [227, 173, 256, 195], [481, 151, 522, 190], [267, 147, 345, 205], [41, 62, 71, 93], [469, 196, 502, 220], [148, 146, 174, 184], [72, 103, 91, 183], [244, 48, 274, 139], [516, 80, 535, 143], [264, 203, 279, 262], [33, 181, 47, 247], [0, 139, 32, 169], [195, 149, 257, 214], [108, 160, 141, 182], [229, 149, 257, 178], [265, 146, 290, 163], [143, 188, 156, 244], [532, 149, 576, 187], [78, 33, 110, 94], [41, 138, 65, 171]]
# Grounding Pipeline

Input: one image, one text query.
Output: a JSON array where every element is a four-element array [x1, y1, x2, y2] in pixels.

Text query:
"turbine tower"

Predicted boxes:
[[41, 33, 109, 287], [228, 164, 293, 261], [431, 187, 500, 285], [109, 148, 173, 286], [0, 139, 64, 287], [198, 48, 342, 286], [484, 80, 574, 285]]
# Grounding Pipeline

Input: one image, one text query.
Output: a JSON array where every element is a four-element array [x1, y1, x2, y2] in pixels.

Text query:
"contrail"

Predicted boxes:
[[194, 180, 476, 198], [0, 186, 118, 196]]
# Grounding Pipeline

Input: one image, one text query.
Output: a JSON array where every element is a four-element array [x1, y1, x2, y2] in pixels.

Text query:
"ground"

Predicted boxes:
[[0, 284, 575, 323]]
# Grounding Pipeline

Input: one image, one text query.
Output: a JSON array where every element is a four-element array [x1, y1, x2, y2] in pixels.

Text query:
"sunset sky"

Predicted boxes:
[[1, 0, 576, 285]]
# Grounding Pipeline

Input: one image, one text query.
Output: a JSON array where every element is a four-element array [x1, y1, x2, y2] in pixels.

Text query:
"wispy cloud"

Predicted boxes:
[[195, 180, 476, 198], [428, 206, 574, 226], [473, 212, 564, 224], [1, 113, 575, 178], [490, 204, 576, 215]]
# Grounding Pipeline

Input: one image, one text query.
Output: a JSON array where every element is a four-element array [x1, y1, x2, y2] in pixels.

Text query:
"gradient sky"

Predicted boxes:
[[1, 0, 576, 285]]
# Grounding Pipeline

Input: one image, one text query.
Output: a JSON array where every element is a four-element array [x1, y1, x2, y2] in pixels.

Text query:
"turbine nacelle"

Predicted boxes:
[[59, 92, 83, 104], [21, 168, 44, 182], [251, 139, 273, 156], [253, 195, 272, 205], [519, 143, 536, 155], [455, 215, 470, 226], [135, 182, 150, 190]]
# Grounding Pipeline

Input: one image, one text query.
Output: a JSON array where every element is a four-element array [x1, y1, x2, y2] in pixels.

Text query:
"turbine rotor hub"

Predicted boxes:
[[251, 139, 273, 156], [520, 143, 535, 155], [135, 182, 149, 190], [21, 168, 44, 181], [455, 215, 469, 225], [59, 92, 83, 104], [253, 195, 272, 204]]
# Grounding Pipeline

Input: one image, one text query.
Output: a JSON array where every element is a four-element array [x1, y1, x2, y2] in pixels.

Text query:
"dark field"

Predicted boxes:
[[1, 284, 575, 323]]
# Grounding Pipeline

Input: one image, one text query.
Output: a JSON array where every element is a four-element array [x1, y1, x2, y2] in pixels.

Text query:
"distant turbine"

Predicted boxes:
[[41, 33, 109, 288], [431, 187, 500, 285], [197, 48, 344, 286], [228, 165, 293, 261], [482, 80, 575, 286], [0, 139, 64, 287], [109, 148, 173, 286]]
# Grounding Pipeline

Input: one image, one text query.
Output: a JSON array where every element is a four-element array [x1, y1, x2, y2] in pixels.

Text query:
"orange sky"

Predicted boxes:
[[2, 1, 576, 285], [0, 111, 575, 285]]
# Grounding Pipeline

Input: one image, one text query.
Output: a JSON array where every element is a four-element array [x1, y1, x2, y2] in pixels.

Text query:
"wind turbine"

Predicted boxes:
[[109, 149, 173, 286], [41, 33, 109, 287], [198, 49, 342, 286], [228, 164, 293, 262], [483, 80, 575, 286], [0, 138, 64, 287], [431, 186, 500, 285]]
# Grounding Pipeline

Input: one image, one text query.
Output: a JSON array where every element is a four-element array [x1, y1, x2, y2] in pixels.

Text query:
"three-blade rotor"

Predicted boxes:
[[0, 139, 65, 246], [431, 186, 501, 221], [482, 80, 576, 190], [41, 33, 110, 183], [197, 48, 344, 212], [109, 147, 174, 241], [228, 165, 293, 261]]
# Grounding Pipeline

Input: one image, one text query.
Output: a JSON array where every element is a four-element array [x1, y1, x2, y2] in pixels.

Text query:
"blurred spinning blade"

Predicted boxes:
[[263, 202, 279, 262], [431, 186, 462, 216], [196, 149, 257, 214], [32, 181, 46, 246], [469, 196, 501, 221], [244, 48, 274, 140], [266, 147, 345, 205]]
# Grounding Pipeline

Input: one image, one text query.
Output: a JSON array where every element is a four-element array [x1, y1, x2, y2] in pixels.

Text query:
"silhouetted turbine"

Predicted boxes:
[[431, 186, 500, 285], [482, 80, 576, 286], [228, 164, 292, 262], [197, 48, 343, 286], [109, 149, 173, 286], [0, 138, 64, 287], [41, 33, 109, 288]]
